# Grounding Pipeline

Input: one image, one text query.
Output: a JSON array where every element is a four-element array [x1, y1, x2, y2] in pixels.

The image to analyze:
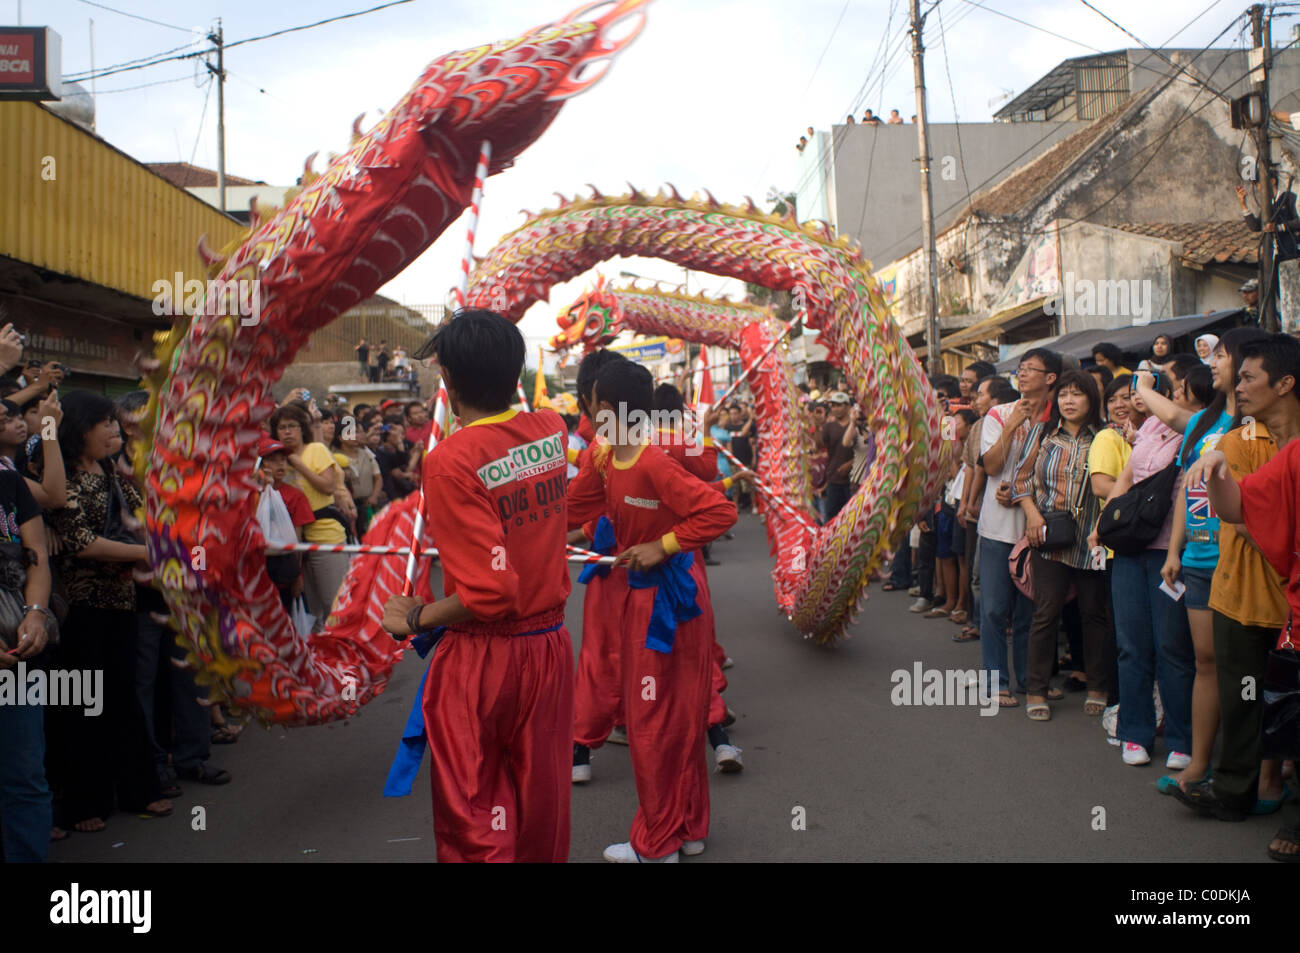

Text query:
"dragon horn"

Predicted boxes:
[[549, 0, 650, 101], [351, 113, 367, 144], [586, 183, 603, 200]]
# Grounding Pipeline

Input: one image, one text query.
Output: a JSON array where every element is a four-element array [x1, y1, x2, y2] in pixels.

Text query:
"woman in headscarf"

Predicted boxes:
[[1194, 334, 1219, 365]]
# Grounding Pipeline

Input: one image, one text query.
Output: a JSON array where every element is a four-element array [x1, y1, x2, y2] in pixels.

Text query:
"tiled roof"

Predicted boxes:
[[1112, 220, 1259, 265], [953, 98, 1141, 224], [146, 162, 265, 188]]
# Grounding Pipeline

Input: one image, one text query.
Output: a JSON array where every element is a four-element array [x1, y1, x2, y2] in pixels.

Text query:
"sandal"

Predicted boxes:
[[880, 581, 905, 591], [953, 628, 979, 643], [50, 826, 70, 842], [1026, 703, 1051, 721], [1084, 696, 1107, 716], [72, 817, 106, 833], [1046, 687, 1065, 701], [211, 723, 243, 745], [1268, 825, 1300, 863], [949, 609, 969, 625], [924, 607, 951, 618], [998, 691, 1019, 709]]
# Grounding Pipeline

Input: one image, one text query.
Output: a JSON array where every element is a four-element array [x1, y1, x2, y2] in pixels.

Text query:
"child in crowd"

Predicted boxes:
[[256, 436, 314, 611]]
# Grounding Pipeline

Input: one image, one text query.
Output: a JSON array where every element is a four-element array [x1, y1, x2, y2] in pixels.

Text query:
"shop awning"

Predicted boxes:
[[914, 296, 1050, 358], [994, 309, 1244, 371]]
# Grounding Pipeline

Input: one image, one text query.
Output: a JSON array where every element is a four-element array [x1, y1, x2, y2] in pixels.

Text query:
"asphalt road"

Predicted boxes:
[[52, 511, 1283, 863]]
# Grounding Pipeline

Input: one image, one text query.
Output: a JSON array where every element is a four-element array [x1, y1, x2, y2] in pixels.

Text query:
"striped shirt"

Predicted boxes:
[[1011, 421, 1101, 570]]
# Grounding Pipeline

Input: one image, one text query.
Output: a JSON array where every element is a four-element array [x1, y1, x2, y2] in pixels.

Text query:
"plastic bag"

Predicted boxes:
[[290, 596, 315, 638], [256, 486, 299, 551]]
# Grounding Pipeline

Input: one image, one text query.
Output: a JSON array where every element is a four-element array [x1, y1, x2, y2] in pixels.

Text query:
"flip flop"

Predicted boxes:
[[998, 692, 1019, 709], [1046, 687, 1065, 701], [952, 629, 979, 643], [1268, 825, 1300, 863]]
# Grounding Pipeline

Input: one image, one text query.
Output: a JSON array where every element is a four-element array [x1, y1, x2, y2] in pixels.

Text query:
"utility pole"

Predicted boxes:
[[910, 0, 941, 375], [207, 19, 227, 213], [1250, 3, 1277, 331]]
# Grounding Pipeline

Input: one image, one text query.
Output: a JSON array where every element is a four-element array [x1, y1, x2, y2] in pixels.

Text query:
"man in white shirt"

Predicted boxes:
[[977, 348, 1060, 706]]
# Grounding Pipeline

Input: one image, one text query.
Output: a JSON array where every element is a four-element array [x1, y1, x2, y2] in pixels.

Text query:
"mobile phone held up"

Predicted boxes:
[[1132, 372, 1159, 392]]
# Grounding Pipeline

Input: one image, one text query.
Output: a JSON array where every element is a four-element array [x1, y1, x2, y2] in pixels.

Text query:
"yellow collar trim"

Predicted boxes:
[[466, 408, 519, 428], [611, 444, 648, 470]]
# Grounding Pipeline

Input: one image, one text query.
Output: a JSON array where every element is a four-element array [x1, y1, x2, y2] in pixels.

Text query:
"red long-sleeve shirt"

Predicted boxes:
[[567, 443, 736, 554], [423, 408, 570, 621]]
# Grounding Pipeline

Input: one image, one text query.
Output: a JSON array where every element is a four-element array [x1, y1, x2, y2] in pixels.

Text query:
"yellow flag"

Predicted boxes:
[[533, 347, 549, 408]]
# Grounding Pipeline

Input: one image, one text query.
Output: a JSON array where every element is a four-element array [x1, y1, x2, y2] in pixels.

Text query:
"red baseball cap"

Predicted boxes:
[[258, 435, 287, 457]]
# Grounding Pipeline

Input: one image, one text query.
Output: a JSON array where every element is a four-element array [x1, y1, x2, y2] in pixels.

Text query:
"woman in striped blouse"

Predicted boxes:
[[1011, 369, 1110, 722]]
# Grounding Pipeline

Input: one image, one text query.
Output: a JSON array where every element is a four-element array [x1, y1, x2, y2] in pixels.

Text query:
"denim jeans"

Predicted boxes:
[[824, 482, 854, 522], [978, 536, 1032, 692], [0, 689, 52, 862], [888, 544, 912, 588], [1111, 550, 1194, 753]]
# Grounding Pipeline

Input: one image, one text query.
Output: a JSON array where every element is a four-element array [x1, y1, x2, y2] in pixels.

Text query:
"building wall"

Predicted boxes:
[[0, 101, 246, 301], [1056, 222, 1176, 330], [825, 121, 1087, 266]]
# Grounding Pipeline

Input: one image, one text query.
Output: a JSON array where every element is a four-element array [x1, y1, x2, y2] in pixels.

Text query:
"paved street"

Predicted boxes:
[[53, 512, 1278, 863]]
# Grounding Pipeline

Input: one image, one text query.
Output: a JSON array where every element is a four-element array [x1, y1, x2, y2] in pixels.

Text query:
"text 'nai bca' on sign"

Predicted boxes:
[[0, 27, 62, 101]]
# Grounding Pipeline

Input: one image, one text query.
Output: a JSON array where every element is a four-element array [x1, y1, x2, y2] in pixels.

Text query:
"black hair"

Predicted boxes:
[[1238, 334, 1300, 408], [58, 390, 117, 469], [429, 309, 524, 412], [1050, 369, 1104, 433], [1103, 375, 1132, 410], [404, 400, 425, 420], [930, 375, 961, 400], [1085, 364, 1113, 389], [1184, 326, 1269, 463], [269, 403, 315, 447], [652, 383, 686, 414], [576, 348, 629, 418], [1021, 347, 1063, 379], [955, 408, 978, 427], [1181, 364, 1215, 409], [594, 359, 654, 420], [1092, 342, 1123, 365], [964, 361, 996, 380], [116, 390, 149, 416], [1164, 354, 1202, 383], [982, 377, 1019, 405], [1151, 333, 1173, 355]]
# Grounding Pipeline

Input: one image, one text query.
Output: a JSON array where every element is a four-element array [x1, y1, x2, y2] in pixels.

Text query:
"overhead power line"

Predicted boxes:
[[74, 0, 193, 33]]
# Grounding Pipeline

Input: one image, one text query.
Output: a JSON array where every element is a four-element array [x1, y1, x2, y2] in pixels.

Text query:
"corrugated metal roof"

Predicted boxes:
[[0, 101, 246, 302]]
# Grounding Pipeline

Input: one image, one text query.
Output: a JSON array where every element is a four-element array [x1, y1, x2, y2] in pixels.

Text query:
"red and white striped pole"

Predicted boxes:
[[715, 443, 818, 533], [266, 540, 617, 565], [402, 139, 492, 596]]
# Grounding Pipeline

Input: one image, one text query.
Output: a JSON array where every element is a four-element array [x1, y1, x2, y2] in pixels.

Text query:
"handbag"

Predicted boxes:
[[1261, 616, 1300, 760], [0, 542, 57, 651], [1096, 459, 1181, 555], [1039, 462, 1091, 552], [1008, 537, 1034, 600], [102, 469, 140, 544]]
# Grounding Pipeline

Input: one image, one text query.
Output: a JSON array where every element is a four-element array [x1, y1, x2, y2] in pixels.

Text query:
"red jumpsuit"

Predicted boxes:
[[568, 443, 736, 858], [420, 408, 574, 863]]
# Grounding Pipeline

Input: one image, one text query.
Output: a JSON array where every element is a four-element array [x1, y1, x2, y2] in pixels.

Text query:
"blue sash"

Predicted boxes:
[[382, 627, 446, 798], [578, 515, 615, 585], [626, 550, 701, 654]]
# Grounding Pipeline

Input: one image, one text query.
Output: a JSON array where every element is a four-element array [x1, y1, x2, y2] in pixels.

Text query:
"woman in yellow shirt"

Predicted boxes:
[[270, 403, 350, 629]]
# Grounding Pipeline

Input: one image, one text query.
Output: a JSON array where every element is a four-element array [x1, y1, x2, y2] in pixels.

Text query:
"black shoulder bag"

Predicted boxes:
[[1039, 464, 1090, 552], [1095, 459, 1180, 555]]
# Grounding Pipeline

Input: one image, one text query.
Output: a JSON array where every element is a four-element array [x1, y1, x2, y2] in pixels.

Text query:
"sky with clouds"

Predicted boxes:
[[33, 0, 1258, 352]]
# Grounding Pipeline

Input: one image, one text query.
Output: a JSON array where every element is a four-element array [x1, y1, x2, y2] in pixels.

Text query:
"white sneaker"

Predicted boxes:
[[908, 597, 930, 613], [722, 656, 735, 670], [1102, 704, 1120, 746], [603, 841, 679, 863], [681, 839, 705, 856], [571, 763, 591, 784], [1166, 751, 1191, 770], [606, 726, 629, 746], [715, 743, 744, 773], [1122, 742, 1151, 766]]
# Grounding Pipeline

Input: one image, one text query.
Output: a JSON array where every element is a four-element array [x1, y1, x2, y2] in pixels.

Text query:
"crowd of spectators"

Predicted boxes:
[[873, 330, 1300, 863]]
